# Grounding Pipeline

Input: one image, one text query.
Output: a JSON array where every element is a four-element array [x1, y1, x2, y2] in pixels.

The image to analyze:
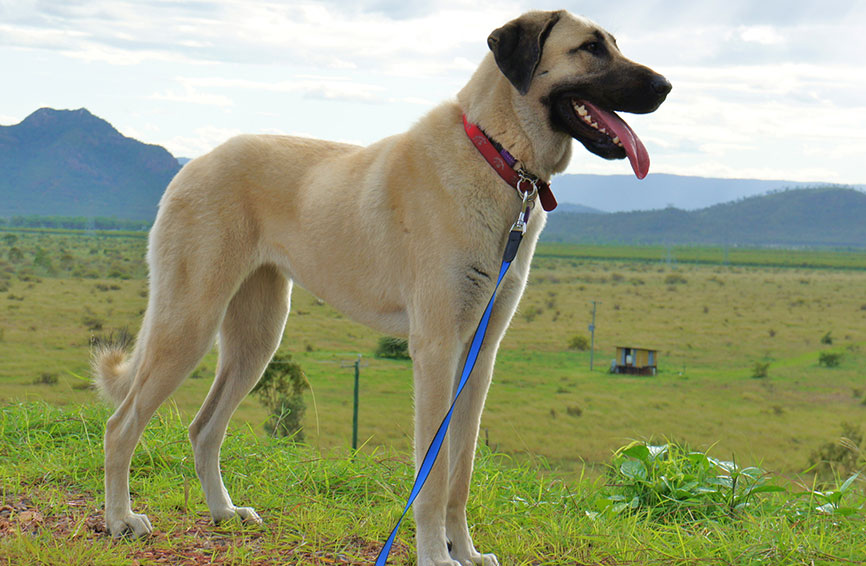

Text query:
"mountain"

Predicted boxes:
[[549, 173, 862, 213], [542, 187, 866, 248], [0, 108, 180, 220], [553, 202, 606, 214]]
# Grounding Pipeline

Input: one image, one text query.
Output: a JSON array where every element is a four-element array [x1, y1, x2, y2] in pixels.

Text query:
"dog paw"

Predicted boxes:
[[452, 552, 499, 566], [108, 512, 153, 539], [234, 506, 263, 525], [212, 505, 263, 525]]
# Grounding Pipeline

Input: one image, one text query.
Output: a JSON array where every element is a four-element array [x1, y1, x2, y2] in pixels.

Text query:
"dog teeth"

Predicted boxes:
[[572, 100, 620, 146]]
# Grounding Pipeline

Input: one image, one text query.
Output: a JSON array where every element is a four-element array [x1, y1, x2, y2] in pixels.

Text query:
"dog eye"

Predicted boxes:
[[569, 42, 602, 56], [581, 41, 601, 54]]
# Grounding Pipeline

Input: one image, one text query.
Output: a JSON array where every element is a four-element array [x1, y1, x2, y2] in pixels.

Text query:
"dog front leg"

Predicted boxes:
[[445, 343, 500, 566], [410, 332, 464, 566]]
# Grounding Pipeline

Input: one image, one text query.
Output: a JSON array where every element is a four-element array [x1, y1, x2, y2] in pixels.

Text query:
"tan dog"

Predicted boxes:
[[93, 10, 669, 566]]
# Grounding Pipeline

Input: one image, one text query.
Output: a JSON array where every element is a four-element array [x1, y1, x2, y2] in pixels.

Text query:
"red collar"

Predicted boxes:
[[462, 114, 557, 211]]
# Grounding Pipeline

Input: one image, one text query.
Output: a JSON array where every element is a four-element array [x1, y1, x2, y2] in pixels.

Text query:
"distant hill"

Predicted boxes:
[[549, 173, 862, 213], [543, 187, 866, 248], [0, 108, 180, 220], [553, 202, 606, 214]]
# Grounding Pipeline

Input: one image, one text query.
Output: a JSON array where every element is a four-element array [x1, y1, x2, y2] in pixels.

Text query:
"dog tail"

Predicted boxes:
[[91, 329, 136, 407]]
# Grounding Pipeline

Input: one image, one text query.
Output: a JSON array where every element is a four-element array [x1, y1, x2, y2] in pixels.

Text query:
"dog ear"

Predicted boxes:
[[487, 11, 562, 95]]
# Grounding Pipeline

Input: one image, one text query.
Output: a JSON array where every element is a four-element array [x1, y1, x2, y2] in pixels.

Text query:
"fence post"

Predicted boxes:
[[352, 354, 361, 451]]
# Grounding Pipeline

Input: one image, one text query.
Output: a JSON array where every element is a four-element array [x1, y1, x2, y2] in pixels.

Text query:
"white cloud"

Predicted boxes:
[[150, 83, 235, 107], [162, 125, 245, 159], [734, 25, 786, 45], [2, 0, 864, 185]]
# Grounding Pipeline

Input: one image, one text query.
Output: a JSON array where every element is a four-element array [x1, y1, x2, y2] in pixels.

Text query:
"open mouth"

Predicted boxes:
[[553, 96, 650, 179]]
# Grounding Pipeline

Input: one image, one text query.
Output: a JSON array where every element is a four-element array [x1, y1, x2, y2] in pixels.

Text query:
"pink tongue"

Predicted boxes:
[[582, 101, 650, 180]]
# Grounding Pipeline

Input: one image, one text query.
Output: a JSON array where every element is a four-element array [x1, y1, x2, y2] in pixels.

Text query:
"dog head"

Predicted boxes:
[[487, 10, 671, 179]]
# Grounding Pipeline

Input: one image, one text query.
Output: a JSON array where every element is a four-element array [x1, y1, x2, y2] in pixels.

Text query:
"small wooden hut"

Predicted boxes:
[[611, 346, 658, 376]]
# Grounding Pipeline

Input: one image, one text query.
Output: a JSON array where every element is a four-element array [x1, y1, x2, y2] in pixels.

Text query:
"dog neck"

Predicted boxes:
[[457, 54, 573, 180], [462, 115, 557, 211]]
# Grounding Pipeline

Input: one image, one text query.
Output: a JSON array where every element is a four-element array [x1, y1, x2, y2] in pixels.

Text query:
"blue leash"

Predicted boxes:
[[375, 184, 537, 565]]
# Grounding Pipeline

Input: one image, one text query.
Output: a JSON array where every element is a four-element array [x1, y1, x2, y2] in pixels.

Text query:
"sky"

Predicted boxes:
[[3, 0, 866, 185]]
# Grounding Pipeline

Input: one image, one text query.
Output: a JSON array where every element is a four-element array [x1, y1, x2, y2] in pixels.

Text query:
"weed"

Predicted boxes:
[[821, 330, 834, 345], [596, 441, 784, 521], [804, 472, 863, 516], [664, 273, 687, 285]]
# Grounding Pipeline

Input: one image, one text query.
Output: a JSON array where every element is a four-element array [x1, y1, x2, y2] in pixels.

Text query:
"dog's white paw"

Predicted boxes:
[[234, 506, 263, 525], [455, 553, 499, 566], [212, 505, 263, 525], [107, 512, 153, 539], [477, 553, 499, 566]]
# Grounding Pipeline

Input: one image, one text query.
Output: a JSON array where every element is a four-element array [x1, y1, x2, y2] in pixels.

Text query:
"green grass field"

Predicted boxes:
[[1, 230, 865, 563], [1, 402, 864, 565], [2, 230, 864, 474]]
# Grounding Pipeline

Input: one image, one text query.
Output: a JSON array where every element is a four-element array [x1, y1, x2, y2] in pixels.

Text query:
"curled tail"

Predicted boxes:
[[91, 330, 136, 406]]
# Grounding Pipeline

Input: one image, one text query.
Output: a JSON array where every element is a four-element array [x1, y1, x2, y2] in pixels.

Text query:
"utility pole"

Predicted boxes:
[[589, 300, 600, 371]]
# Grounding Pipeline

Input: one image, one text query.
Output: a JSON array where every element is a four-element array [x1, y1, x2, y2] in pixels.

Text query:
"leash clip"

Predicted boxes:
[[512, 171, 538, 234]]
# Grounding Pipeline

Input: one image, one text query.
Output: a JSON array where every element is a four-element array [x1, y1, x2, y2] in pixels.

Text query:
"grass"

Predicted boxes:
[[0, 402, 864, 565], [2, 232, 866, 477]]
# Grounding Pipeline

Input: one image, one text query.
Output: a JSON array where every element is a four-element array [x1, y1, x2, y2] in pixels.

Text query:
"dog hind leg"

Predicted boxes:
[[188, 264, 291, 525], [103, 292, 228, 537]]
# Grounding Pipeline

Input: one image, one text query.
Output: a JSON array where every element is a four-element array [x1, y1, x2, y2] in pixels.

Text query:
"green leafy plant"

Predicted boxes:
[[596, 441, 784, 521], [806, 473, 863, 517]]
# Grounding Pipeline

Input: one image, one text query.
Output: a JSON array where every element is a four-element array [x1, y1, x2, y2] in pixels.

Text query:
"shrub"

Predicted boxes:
[[820, 331, 833, 345], [251, 352, 308, 441], [8, 247, 23, 263], [82, 316, 104, 332], [33, 373, 58, 386], [807, 422, 863, 480], [375, 336, 410, 360], [567, 335, 590, 351], [751, 361, 770, 378], [818, 352, 842, 368]]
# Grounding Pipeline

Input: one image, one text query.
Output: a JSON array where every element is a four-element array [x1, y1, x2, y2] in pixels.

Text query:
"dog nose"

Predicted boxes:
[[652, 75, 672, 96]]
